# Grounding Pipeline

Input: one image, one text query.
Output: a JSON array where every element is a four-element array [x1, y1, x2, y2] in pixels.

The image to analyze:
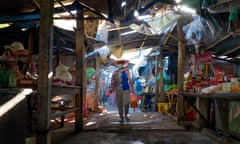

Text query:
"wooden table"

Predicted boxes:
[[166, 89, 178, 113], [18, 83, 81, 130], [182, 92, 240, 137]]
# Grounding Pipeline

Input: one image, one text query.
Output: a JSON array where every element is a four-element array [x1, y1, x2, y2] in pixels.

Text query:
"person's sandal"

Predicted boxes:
[[119, 116, 124, 123], [119, 119, 124, 123]]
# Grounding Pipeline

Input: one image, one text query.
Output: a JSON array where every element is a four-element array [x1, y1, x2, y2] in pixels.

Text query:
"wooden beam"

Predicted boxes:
[[56, 0, 75, 18], [163, 46, 178, 53], [78, 1, 113, 22], [51, 108, 78, 118], [177, 20, 185, 123], [205, 34, 231, 51], [232, 53, 240, 59], [163, 33, 170, 45], [140, 36, 148, 48], [207, 0, 240, 13], [0, 4, 77, 24], [116, 22, 123, 50], [75, 5, 85, 132], [166, 32, 184, 43], [32, 0, 40, 9], [163, 23, 177, 45], [112, 37, 161, 48], [36, 0, 53, 143], [220, 45, 240, 56], [107, 26, 129, 31], [123, 46, 159, 55]]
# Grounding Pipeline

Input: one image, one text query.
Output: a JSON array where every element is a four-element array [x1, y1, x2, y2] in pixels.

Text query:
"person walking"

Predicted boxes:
[[111, 60, 134, 123]]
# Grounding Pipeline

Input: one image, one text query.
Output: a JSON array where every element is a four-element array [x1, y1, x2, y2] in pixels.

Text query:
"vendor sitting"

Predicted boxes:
[[3, 41, 29, 80]]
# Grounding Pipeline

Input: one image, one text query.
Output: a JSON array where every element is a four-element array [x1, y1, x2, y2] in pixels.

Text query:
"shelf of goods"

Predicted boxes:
[[18, 84, 81, 129], [50, 85, 81, 128]]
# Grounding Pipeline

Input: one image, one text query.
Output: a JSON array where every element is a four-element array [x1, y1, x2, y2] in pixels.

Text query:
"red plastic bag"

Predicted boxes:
[[130, 93, 138, 108]]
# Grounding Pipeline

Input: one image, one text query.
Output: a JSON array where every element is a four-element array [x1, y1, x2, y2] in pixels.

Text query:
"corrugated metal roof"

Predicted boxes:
[[0, 0, 239, 62]]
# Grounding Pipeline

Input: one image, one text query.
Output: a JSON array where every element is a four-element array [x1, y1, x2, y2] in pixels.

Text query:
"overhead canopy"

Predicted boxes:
[[0, 0, 239, 62]]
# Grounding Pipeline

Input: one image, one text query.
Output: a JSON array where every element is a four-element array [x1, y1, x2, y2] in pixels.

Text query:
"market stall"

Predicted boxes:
[[0, 0, 240, 143], [181, 52, 240, 137], [182, 93, 240, 137]]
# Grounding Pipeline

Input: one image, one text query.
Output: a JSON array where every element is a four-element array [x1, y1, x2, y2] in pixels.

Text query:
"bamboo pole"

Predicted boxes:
[[177, 20, 185, 122], [36, 0, 53, 143]]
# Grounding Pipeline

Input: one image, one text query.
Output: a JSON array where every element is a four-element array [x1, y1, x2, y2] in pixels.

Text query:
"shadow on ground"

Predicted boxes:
[[48, 111, 222, 144]]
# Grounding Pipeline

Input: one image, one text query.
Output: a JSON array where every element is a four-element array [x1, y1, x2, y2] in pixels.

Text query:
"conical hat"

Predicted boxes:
[[112, 60, 129, 68], [111, 46, 123, 58], [4, 41, 25, 51]]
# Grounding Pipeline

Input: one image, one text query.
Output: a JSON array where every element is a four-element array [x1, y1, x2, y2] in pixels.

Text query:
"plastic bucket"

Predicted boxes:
[[162, 103, 169, 113], [157, 102, 169, 113], [157, 103, 163, 112]]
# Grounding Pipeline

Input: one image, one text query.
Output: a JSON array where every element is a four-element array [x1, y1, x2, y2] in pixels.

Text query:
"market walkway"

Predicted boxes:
[[26, 110, 228, 144], [84, 110, 184, 132], [57, 111, 222, 144]]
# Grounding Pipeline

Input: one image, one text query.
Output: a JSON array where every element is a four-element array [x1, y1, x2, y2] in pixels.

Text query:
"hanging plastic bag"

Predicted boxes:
[[105, 88, 112, 97]]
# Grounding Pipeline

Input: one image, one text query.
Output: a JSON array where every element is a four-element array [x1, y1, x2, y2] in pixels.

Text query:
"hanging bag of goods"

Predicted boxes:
[[130, 93, 138, 110]]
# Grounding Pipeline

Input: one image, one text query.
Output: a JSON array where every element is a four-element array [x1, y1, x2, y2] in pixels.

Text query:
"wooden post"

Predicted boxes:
[[177, 20, 185, 122], [159, 46, 164, 102], [22, 29, 34, 74], [95, 59, 100, 109], [196, 98, 208, 128], [155, 56, 160, 102], [36, 0, 53, 143], [75, 5, 85, 132], [149, 59, 153, 87]]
